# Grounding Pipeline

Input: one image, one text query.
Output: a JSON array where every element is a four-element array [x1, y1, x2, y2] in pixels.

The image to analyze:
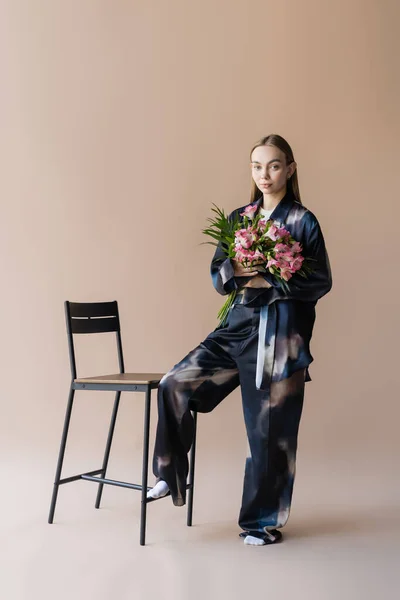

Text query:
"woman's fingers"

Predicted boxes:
[[234, 268, 259, 276], [233, 260, 264, 277], [246, 269, 259, 275]]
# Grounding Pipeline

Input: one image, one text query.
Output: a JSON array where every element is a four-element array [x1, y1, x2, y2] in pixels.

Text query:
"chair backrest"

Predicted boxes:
[[67, 301, 120, 334], [65, 301, 124, 379]]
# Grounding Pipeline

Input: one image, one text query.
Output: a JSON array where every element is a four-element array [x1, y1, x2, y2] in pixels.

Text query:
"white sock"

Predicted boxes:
[[147, 480, 170, 499], [244, 530, 277, 546], [244, 535, 266, 546]]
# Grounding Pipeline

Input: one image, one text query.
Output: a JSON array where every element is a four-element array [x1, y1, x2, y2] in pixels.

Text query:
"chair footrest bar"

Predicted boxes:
[[59, 469, 103, 485], [71, 476, 194, 495], [81, 474, 147, 490]]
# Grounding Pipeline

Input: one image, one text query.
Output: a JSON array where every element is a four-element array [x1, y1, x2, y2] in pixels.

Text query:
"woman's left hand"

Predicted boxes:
[[242, 275, 272, 289]]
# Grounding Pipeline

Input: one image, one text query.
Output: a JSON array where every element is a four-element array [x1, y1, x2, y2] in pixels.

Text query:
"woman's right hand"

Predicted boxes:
[[232, 259, 261, 277]]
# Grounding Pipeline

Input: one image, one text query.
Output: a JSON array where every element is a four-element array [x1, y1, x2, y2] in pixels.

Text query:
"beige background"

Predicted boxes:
[[1, 1, 399, 599]]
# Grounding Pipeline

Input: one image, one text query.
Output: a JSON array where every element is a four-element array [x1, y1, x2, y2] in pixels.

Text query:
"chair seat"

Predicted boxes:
[[75, 373, 165, 385]]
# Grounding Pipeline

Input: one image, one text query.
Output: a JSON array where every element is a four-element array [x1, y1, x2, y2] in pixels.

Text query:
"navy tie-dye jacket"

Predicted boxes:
[[210, 190, 332, 387]]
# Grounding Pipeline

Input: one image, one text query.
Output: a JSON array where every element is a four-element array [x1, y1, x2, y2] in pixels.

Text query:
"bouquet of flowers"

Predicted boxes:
[[203, 203, 315, 325]]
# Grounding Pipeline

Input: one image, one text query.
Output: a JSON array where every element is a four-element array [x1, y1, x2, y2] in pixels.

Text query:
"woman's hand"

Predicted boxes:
[[242, 275, 272, 288], [232, 260, 260, 277], [232, 258, 264, 277], [232, 259, 272, 288]]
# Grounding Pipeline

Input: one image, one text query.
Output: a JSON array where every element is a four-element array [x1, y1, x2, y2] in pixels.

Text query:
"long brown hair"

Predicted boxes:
[[249, 134, 302, 204]]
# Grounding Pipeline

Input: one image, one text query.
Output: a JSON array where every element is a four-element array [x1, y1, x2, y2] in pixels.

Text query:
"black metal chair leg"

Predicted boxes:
[[95, 391, 121, 509], [187, 410, 197, 527], [48, 386, 76, 524], [140, 386, 152, 546]]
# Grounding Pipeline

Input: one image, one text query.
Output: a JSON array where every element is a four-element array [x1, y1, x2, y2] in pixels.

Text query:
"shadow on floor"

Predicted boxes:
[[187, 506, 400, 542]]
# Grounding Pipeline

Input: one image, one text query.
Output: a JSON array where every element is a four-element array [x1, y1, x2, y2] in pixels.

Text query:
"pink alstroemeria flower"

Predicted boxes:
[[246, 250, 257, 261], [252, 249, 266, 262], [240, 205, 258, 220], [265, 224, 280, 241], [234, 247, 248, 262], [291, 241, 302, 253], [275, 242, 291, 253], [290, 255, 304, 271], [267, 258, 279, 270], [249, 227, 260, 242], [280, 267, 293, 281], [235, 230, 253, 249], [276, 252, 293, 263], [235, 228, 259, 249], [276, 226, 290, 239], [275, 256, 291, 269], [257, 219, 268, 231]]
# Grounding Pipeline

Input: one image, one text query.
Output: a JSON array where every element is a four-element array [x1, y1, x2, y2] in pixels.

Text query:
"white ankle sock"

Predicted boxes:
[[244, 535, 266, 546], [244, 530, 278, 546], [147, 480, 170, 499]]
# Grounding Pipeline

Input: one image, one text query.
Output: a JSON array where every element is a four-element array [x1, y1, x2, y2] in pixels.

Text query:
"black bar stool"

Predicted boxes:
[[48, 301, 197, 545]]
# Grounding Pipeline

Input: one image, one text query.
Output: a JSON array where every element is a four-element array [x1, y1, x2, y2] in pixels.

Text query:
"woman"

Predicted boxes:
[[147, 134, 332, 546]]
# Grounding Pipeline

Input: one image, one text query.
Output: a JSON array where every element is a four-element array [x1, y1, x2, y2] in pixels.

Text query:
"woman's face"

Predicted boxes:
[[250, 145, 296, 196]]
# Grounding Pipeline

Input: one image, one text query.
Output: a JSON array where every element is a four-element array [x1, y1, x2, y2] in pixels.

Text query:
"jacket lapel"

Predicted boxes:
[[258, 190, 295, 225], [242, 190, 295, 226]]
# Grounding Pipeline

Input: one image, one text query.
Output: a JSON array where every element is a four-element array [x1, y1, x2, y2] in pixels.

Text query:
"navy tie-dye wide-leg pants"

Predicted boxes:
[[152, 299, 305, 536]]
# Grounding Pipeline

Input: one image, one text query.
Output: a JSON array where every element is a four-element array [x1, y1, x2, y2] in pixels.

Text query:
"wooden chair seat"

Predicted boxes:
[[75, 373, 165, 385]]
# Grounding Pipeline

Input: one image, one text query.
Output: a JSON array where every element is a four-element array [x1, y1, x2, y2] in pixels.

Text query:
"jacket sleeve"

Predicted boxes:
[[261, 212, 333, 303], [210, 210, 240, 296]]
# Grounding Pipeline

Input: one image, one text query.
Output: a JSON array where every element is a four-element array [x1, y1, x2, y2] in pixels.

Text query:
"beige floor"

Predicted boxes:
[[2, 455, 399, 600]]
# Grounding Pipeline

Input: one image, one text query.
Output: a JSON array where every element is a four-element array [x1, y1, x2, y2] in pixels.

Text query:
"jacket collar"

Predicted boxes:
[[252, 189, 295, 225]]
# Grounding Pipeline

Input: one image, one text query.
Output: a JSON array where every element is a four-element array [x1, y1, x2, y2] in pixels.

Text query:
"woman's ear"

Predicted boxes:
[[288, 161, 297, 178]]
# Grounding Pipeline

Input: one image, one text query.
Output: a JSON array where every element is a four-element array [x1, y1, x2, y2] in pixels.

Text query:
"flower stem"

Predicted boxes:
[[217, 290, 237, 327]]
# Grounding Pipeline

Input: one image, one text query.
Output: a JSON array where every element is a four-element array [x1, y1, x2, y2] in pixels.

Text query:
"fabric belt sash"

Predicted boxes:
[[233, 291, 277, 391], [255, 303, 277, 391]]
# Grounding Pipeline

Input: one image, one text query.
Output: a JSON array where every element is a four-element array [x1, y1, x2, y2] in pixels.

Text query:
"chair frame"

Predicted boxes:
[[48, 300, 197, 545]]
